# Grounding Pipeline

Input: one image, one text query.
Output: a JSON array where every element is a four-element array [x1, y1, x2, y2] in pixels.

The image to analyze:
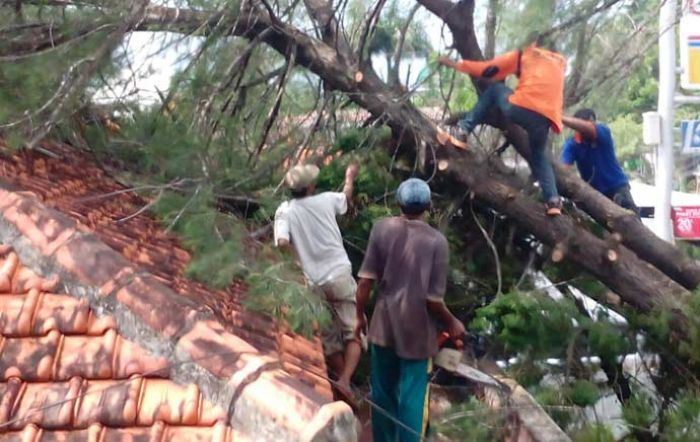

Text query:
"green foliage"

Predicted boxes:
[[662, 391, 700, 442], [532, 386, 576, 429], [607, 114, 644, 163], [367, 0, 431, 58], [0, 9, 117, 141], [245, 259, 331, 338], [566, 380, 600, 408], [433, 397, 505, 442], [628, 307, 671, 353], [587, 320, 630, 363], [449, 76, 478, 113], [471, 291, 579, 358], [611, 50, 659, 117], [152, 189, 246, 288], [621, 393, 655, 431], [571, 424, 615, 442], [542, 260, 608, 303], [678, 291, 700, 366], [510, 360, 546, 388]]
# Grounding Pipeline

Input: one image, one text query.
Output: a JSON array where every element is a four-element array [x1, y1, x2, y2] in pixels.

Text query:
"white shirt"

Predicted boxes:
[[274, 192, 352, 285]]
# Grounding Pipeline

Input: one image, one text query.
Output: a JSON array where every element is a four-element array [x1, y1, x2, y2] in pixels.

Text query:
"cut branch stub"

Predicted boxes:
[[551, 242, 567, 263], [435, 128, 468, 149], [131, 2, 692, 335], [436, 128, 449, 145], [354, 71, 363, 83], [605, 232, 622, 262], [415, 0, 700, 290]]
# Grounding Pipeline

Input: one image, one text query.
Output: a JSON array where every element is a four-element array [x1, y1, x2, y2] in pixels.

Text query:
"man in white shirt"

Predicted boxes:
[[274, 162, 361, 401]]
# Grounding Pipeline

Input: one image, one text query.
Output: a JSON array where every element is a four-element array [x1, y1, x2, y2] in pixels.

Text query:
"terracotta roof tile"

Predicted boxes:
[[0, 377, 23, 424], [0, 144, 353, 440], [74, 379, 142, 428], [1, 196, 77, 257], [136, 379, 200, 426], [0, 331, 60, 381], [55, 332, 117, 381], [100, 426, 162, 442], [0, 253, 244, 438], [86, 314, 118, 336], [10, 377, 83, 430], [113, 339, 169, 379], [0, 292, 39, 336], [176, 321, 258, 379], [111, 275, 199, 340], [52, 234, 136, 289], [163, 423, 232, 442], [31, 294, 90, 336], [1, 146, 328, 387]]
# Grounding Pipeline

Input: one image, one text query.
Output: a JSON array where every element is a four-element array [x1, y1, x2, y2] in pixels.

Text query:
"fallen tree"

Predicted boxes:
[[4, 1, 698, 325], [416, 0, 700, 290], [135, 3, 693, 316]]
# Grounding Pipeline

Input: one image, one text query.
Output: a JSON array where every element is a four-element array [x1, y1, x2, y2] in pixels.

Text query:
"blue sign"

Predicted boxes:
[[681, 120, 700, 152]]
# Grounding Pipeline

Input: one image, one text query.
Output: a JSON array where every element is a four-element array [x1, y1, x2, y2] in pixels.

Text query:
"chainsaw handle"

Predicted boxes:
[[438, 332, 464, 349]]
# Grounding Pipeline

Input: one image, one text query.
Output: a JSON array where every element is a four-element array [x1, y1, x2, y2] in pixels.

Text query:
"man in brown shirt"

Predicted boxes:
[[355, 178, 465, 442]]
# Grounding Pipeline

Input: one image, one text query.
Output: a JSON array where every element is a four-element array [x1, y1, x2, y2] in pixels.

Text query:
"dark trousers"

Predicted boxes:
[[370, 344, 431, 442], [459, 83, 559, 202], [605, 184, 639, 215]]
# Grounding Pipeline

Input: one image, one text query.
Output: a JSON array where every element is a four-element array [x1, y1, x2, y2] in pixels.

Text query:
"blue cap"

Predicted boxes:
[[396, 178, 431, 207]]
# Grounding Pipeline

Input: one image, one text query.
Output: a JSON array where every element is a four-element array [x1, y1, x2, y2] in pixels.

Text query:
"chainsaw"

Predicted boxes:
[[435, 332, 502, 389]]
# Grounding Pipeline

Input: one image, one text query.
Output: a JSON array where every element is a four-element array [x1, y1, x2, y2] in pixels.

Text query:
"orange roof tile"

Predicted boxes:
[[0, 251, 237, 439], [0, 142, 330, 393], [0, 143, 358, 441]]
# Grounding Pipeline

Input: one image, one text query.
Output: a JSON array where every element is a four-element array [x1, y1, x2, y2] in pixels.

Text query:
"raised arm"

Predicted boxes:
[[439, 50, 520, 81], [343, 163, 359, 206], [562, 116, 597, 141]]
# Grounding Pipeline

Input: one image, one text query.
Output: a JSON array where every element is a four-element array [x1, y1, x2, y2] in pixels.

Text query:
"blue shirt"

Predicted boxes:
[[560, 123, 628, 195]]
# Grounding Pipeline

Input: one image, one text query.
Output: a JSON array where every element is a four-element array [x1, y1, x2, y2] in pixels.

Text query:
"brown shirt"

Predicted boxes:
[[358, 216, 449, 360]]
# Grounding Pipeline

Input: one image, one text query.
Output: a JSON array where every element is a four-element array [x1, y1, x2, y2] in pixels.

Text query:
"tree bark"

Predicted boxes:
[[7, 2, 697, 330], [484, 0, 498, 59], [415, 0, 700, 290], [135, 3, 696, 316]]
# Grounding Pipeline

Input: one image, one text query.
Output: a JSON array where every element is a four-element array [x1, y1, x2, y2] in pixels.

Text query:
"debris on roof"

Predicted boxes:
[[0, 142, 358, 441]]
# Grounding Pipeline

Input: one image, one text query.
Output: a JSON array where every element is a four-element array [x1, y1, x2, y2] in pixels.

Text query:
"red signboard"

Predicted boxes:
[[672, 207, 700, 239]]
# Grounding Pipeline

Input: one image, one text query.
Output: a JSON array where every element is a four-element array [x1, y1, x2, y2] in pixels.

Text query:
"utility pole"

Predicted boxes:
[[655, 0, 677, 242]]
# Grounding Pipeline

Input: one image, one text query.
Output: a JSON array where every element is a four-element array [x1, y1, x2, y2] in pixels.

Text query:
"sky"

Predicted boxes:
[[94, 1, 489, 104]]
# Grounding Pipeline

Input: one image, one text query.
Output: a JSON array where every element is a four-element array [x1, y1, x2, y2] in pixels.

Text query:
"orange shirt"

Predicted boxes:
[[455, 45, 566, 133]]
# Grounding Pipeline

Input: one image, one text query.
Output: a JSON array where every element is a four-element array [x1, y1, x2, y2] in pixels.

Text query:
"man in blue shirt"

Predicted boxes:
[[560, 108, 639, 214]]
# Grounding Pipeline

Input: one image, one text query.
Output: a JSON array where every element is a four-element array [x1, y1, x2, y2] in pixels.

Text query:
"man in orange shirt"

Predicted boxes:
[[439, 36, 566, 216]]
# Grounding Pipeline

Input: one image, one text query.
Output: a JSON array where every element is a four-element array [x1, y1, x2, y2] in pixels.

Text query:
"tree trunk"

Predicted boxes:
[[138, 4, 696, 317], [415, 0, 700, 290], [10, 2, 697, 333], [484, 0, 498, 59]]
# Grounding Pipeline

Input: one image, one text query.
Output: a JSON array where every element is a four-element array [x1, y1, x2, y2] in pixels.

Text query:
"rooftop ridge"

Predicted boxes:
[[0, 185, 357, 441]]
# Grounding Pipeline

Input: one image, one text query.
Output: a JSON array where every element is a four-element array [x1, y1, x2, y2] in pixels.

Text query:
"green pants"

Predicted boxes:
[[370, 344, 431, 442]]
